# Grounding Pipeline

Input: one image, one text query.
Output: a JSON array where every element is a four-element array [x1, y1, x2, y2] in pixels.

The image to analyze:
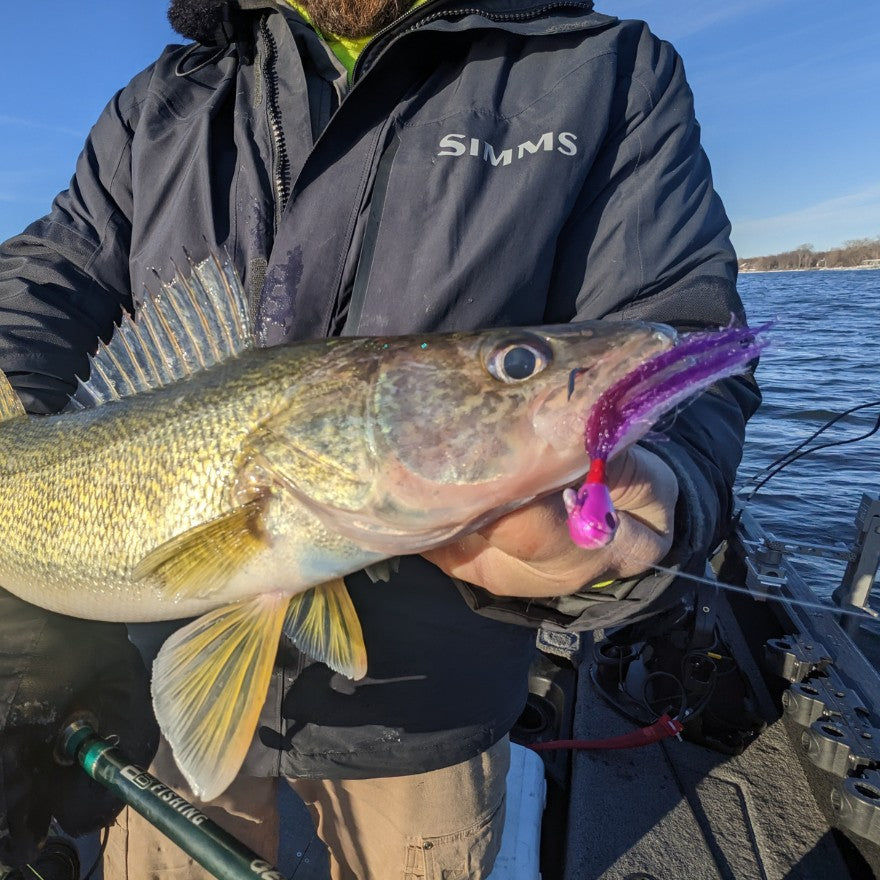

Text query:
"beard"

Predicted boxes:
[[300, 0, 414, 38]]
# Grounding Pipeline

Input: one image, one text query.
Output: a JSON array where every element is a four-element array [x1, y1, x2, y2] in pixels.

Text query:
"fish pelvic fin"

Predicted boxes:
[[152, 593, 288, 801], [284, 579, 367, 681], [0, 370, 26, 422], [133, 501, 267, 600], [70, 252, 253, 409], [363, 557, 401, 583]]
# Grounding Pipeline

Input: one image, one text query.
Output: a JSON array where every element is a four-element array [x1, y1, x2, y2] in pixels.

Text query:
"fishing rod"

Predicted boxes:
[[55, 720, 286, 880]]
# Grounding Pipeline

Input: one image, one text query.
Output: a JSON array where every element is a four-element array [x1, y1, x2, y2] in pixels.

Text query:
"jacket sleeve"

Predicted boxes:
[[459, 23, 761, 631], [0, 82, 141, 414], [0, 82, 160, 865]]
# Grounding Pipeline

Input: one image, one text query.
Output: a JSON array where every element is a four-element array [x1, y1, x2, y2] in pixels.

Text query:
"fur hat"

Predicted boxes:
[[167, 0, 236, 44]]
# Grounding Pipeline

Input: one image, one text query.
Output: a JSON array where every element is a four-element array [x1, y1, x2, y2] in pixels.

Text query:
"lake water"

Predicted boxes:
[[735, 269, 880, 598]]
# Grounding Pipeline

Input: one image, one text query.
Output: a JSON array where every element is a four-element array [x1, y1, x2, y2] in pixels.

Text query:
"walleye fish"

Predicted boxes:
[[0, 254, 762, 800]]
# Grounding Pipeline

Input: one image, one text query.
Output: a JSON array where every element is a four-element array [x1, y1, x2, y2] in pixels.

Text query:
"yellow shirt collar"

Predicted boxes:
[[283, 1, 431, 76]]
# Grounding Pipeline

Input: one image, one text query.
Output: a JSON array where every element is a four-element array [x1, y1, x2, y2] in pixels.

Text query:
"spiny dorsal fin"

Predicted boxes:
[[70, 253, 252, 409], [0, 371, 26, 423]]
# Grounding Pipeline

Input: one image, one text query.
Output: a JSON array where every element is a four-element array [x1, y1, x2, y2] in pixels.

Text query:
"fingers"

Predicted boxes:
[[424, 532, 591, 597], [424, 445, 678, 598], [606, 445, 678, 532]]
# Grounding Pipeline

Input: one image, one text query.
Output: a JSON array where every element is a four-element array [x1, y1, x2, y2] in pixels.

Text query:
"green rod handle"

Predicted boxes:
[[60, 721, 285, 880]]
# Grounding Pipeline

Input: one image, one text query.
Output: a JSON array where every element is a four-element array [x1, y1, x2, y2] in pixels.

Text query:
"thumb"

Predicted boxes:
[[605, 445, 678, 534]]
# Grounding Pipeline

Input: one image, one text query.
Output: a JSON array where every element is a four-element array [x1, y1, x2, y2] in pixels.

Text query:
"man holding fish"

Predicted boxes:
[[0, 1, 760, 878]]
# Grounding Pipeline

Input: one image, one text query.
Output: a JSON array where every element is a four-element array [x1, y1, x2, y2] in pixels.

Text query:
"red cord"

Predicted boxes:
[[527, 714, 684, 752]]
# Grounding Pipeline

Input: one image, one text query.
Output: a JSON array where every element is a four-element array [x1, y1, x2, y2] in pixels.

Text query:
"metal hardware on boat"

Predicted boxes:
[[795, 674, 880, 776], [832, 770, 880, 844], [802, 720, 868, 776], [767, 639, 880, 778], [762, 536, 856, 562], [781, 681, 829, 726], [732, 497, 880, 861], [764, 636, 831, 682], [744, 545, 787, 601], [833, 493, 880, 620]]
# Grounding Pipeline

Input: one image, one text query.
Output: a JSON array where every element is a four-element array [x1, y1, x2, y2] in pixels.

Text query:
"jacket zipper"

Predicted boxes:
[[260, 16, 291, 232], [337, 133, 401, 336], [353, 1, 594, 80]]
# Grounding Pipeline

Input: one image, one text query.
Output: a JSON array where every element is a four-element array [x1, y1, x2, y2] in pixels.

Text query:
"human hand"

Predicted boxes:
[[423, 445, 678, 598], [0, 591, 159, 869]]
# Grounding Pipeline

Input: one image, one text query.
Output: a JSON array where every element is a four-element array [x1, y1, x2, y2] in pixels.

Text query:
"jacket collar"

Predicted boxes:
[[169, 0, 604, 44]]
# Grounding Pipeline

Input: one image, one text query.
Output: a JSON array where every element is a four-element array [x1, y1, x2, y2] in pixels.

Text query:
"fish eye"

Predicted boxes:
[[486, 338, 551, 383]]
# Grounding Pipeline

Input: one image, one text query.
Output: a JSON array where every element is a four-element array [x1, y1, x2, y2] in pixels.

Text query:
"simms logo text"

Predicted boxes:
[[437, 131, 578, 166]]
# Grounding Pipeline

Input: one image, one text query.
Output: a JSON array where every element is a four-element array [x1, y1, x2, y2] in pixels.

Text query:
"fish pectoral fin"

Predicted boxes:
[[284, 579, 367, 681], [132, 501, 267, 600], [152, 594, 288, 801]]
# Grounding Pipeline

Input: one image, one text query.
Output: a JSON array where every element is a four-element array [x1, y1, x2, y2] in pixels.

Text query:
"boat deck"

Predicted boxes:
[[77, 601, 871, 879], [565, 612, 859, 879]]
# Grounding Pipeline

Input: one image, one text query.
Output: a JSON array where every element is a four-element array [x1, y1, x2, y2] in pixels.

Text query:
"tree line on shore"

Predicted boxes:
[[739, 236, 880, 272]]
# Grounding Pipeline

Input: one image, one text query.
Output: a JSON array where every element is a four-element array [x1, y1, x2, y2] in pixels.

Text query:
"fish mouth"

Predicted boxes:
[[567, 323, 679, 401], [535, 324, 677, 453], [568, 324, 676, 397], [584, 321, 771, 461]]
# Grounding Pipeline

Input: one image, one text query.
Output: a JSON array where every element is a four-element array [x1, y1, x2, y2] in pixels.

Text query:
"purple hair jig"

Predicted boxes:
[[564, 322, 772, 550]]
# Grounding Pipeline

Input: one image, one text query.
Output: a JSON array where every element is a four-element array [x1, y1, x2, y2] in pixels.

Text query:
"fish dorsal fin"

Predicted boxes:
[[0, 371, 26, 422], [70, 253, 252, 409]]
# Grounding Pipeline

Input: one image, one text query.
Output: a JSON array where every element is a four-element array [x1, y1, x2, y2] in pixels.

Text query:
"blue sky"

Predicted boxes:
[[1, 1, 878, 257]]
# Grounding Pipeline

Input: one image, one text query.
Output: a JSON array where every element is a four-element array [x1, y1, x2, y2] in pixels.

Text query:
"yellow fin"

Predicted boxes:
[[0, 370, 26, 423], [284, 579, 367, 681], [133, 501, 266, 599], [152, 594, 288, 801]]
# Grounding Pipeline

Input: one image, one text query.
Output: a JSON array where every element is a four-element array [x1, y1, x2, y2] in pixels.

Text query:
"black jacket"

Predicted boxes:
[[0, 0, 760, 778]]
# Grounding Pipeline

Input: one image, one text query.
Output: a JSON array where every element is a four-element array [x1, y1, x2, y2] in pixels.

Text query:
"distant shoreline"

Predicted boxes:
[[736, 237, 879, 273], [739, 266, 880, 274]]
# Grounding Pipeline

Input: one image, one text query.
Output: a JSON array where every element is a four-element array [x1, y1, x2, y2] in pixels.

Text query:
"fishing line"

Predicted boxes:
[[620, 557, 878, 622], [741, 398, 880, 501]]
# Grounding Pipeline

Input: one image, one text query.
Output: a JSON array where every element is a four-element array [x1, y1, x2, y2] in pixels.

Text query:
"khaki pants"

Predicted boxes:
[[103, 737, 509, 880]]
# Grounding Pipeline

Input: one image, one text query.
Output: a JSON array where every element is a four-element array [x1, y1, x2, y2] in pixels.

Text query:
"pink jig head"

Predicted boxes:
[[564, 458, 619, 548], [565, 322, 772, 550]]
